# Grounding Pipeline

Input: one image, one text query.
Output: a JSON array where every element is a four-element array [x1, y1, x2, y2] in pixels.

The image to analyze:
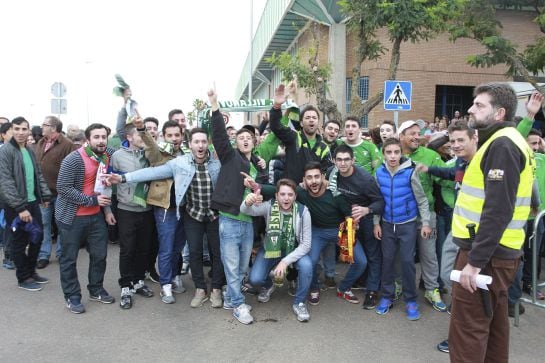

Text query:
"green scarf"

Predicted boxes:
[[84, 145, 109, 164], [264, 201, 296, 258], [327, 166, 341, 196]]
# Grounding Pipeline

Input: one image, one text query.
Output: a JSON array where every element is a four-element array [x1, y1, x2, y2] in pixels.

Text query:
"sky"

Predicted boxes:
[[0, 0, 267, 131]]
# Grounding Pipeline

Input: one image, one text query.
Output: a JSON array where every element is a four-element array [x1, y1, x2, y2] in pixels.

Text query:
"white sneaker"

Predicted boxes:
[[233, 303, 254, 325], [171, 275, 186, 294], [160, 284, 175, 304], [292, 302, 310, 322]]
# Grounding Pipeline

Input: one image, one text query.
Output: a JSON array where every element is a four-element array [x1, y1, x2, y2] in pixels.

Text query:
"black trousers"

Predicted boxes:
[[6, 202, 43, 283], [183, 211, 225, 290], [117, 209, 154, 288]]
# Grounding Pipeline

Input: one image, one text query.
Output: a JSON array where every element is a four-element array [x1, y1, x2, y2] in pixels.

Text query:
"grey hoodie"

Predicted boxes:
[[111, 146, 151, 212], [240, 199, 312, 266], [374, 157, 431, 226]]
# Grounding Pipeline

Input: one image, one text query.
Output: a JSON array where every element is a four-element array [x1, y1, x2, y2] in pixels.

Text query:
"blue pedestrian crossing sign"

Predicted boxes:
[[384, 80, 412, 111]]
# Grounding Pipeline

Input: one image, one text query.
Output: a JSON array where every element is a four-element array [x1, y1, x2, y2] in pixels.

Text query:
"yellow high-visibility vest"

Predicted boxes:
[[452, 127, 535, 249]]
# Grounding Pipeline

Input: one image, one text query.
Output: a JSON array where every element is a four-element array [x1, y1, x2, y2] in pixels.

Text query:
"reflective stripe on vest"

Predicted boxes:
[[451, 127, 535, 250]]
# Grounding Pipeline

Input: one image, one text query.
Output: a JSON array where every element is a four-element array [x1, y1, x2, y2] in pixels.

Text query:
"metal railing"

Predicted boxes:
[[514, 209, 545, 327]]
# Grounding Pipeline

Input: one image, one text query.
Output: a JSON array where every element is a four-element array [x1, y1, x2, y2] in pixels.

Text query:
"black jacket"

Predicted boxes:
[[0, 138, 52, 212], [211, 110, 263, 215], [269, 108, 329, 183]]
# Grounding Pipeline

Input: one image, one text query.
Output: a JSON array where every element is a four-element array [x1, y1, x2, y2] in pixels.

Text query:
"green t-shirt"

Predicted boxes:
[[220, 163, 257, 223], [338, 139, 380, 174], [20, 147, 36, 202], [406, 147, 446, 207], [261, 184, 351, 228]]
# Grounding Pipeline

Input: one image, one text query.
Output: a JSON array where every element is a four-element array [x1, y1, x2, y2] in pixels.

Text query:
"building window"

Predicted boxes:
[[346, 77, 369, 128]]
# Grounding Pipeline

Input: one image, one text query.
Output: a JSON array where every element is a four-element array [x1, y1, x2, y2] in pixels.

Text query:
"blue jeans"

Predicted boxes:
[[154, 207, 185, 286], [219, 215, 253, 307], [338, 240, 367, 292], [309, 227, 338, 290], [249, 247, 313, 304], [508, 262, 524, 305], [381, 221, 418, 302], [38, 197, 62, 260], [58, 214, 108, 299], [357, 215, 381, 291]]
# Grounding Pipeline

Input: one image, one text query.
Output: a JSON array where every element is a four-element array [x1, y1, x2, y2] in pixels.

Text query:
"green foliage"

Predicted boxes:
[[266, 50, 331, 98], [451, 0, 545, 77]]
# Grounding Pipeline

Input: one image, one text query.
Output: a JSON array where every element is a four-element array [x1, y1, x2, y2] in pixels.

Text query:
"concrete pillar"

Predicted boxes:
[[328, 23, 346, 118]]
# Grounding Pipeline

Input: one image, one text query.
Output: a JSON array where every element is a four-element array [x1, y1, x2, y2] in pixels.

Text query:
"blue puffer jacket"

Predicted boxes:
[[376, 158, 418, 224]]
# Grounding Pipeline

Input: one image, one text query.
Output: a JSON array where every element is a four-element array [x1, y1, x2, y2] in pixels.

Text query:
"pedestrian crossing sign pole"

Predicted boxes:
[[384, 80, 412, 129]]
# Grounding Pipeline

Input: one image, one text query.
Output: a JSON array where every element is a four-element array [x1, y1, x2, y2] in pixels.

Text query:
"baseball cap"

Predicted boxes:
[[241, 124, 257, 135], [397, 120, 419, 135]]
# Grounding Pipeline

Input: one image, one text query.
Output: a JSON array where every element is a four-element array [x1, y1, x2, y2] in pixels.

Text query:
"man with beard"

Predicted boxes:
[[107, 126, 224, 309], [322, 120, 341, 166], [269, 84, 329, 184], [56, 124, 116, 313], [448, 83, 535, 362]]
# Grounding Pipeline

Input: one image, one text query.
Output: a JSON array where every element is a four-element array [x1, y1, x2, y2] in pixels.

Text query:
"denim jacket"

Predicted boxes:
[[124, 151, 220, 219]]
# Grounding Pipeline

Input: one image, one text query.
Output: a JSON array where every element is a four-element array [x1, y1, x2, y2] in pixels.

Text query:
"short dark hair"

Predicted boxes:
[[380, 120, 396, 132], [189, 127, 208, 141], [344, 115, 361, 128], [324, 119, 341, 129], [304, 161, 322, 174], [448, 119, 475, 138], [0, 122, 12, 135], [143, 117, 159, 127], [529, 128, 543, 138], [162, 120, 182, 135], [12, 116, 29, 128], [276, 178, 297, 193], [84, 123, 111, 140], [168, 109, 184, 121], [0, 117, 10, 123], [226, 126, 235, 132], [236, 127, 254, 139], [473, 83, 517, 122], [300, 105, 320, 121], [382, 137, 402, 153], [45, 116, 63, 133], [334, 144, 354, 158]]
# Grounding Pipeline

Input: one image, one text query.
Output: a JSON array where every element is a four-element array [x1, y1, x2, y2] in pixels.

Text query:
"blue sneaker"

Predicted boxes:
[[3, 259, 15, 270], [406, 301, 421, 321], [66, 296, 86, 314], [375, 297, 392, 315]]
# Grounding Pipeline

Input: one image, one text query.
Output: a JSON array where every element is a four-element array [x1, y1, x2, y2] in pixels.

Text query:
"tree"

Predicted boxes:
[[449, 0, 545, 96], [338, 0, 465, 118], [187, 98, 207, 127], [266, 23, 340, 120]]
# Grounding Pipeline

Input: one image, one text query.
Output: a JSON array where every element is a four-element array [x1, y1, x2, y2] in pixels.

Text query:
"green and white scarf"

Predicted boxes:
[[327, 166, 341, 196], [264, 201, 297, 258]]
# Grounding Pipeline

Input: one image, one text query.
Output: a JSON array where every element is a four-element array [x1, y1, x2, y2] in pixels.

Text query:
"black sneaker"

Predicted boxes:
[[508, 303, 525, 317], [363, 291, 379, 310], [323, 277, 336, 289], [148, 270, 160, 284], [241, 278, 258, 295], [437, 340, 449, 353], [89, 288, 115, 304], [32, 273, 49, 284], [120, 287, 133, 309], [134, 281, 154, 298], [36, 259, 49, 269]]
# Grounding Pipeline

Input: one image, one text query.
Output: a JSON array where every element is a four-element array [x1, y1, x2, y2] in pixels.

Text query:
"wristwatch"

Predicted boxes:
[[121, 175, 126, 183]]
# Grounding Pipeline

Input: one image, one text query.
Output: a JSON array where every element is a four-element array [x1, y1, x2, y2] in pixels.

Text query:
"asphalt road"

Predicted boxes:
[[1, 244, 544, 362]]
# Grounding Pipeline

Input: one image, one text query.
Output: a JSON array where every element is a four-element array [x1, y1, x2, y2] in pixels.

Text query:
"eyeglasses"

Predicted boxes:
[[335, 157, 352, 163]]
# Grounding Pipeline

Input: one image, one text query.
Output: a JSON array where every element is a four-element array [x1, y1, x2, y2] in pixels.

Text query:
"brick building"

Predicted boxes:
[[236, 1, 543, 128]]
